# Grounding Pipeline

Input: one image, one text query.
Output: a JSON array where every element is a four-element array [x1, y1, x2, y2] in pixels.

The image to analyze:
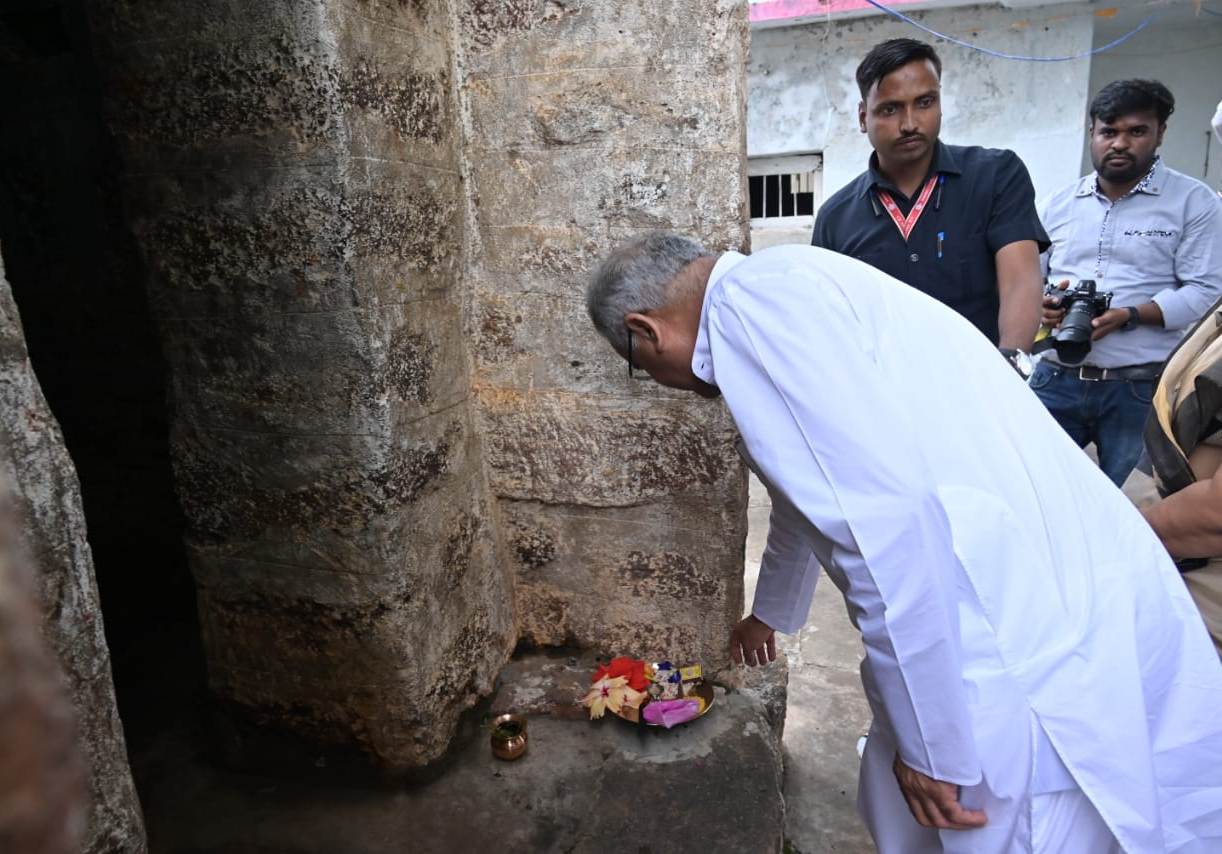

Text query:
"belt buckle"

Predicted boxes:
[[1077, 365, 1105, 381]]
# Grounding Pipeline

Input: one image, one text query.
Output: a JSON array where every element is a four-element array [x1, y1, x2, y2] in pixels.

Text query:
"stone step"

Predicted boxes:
[[137, 650, 789, 854], [452, 650, 790, 853]]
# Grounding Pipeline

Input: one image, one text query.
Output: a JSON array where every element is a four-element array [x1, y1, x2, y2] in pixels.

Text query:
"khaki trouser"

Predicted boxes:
[[1184, 559, 1222, 656], [1125, 469, 1222, 656]]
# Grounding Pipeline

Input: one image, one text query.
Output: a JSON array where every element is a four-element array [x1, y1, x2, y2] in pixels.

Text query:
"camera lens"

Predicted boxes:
[[1055, 300, 1096, 365]]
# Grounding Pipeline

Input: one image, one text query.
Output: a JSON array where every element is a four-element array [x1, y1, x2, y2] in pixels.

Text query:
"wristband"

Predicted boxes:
[[1122, 306, 1140, 331]]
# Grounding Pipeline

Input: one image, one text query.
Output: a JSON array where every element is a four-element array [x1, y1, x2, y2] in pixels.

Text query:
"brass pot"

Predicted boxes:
[[489, 714, 528, 761]]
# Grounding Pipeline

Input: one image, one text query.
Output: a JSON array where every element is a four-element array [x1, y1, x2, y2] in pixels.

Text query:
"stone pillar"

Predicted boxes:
[[0, 253, 145, 851], [83, 0, 750, 771], [0, 476, 84, 854], [85, 1, 514, 768], [455, 1, 751, 667]]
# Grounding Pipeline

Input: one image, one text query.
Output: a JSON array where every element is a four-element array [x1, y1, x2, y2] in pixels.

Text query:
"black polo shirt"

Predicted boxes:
[[812, 141, 1049, 344]]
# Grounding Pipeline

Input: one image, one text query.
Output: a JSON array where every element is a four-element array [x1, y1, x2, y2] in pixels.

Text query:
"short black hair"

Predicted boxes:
[[1089, 79, 1175, 126], [856, 38, 942, 100]]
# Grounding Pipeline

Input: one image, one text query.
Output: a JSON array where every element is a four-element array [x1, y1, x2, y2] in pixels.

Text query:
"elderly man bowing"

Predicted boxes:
[[586, 233, 1222, 853]]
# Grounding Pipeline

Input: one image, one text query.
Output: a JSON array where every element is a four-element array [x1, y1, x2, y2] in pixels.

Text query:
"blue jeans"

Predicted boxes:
[[1029, 361, 1154, 487]]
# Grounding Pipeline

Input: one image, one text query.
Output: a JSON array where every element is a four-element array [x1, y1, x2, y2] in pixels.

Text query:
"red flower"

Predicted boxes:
[[592, 657, 650, 692]]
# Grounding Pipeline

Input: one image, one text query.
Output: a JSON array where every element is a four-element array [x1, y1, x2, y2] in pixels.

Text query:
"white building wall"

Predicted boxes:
[[747, 3, 1096, 208], [1085, 6, 1222, 188]]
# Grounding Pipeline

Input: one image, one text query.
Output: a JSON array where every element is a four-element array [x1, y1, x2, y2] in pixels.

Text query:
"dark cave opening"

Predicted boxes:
[[0, 2, 207, 761]]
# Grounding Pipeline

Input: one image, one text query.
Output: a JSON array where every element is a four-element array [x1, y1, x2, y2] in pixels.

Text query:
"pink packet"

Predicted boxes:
[[642, 698, 700, 728]]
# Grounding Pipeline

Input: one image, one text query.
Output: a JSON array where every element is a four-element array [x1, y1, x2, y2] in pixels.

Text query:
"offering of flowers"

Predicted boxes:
[[592, 656, 652, 692], [582, 656, 711, 725], [582, 673, 647, 720]]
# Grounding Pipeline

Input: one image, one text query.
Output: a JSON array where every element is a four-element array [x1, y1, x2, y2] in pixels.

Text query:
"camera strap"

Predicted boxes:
[[876, 174, 939, 242], [1030, 333, 1057, 356]]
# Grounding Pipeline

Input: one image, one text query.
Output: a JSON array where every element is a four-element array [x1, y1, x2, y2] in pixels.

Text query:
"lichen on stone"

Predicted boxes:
[[384, 327, 435, 405], [618, 550, 723, 600], [511, 525, 556, 569]]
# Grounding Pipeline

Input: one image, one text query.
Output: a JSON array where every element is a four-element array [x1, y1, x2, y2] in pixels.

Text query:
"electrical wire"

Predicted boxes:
[[861, 0, 1162, 62], [1202, 6, 1222, 17]]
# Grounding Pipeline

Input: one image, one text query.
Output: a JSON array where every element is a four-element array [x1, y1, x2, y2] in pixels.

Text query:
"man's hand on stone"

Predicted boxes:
[[729, 614, 776, 666], [892, 755, 988, 831], [1040, 279, 1069, 329]]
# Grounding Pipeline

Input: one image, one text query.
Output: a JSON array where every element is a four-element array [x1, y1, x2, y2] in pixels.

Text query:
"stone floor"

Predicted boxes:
[[136, 647, 789, 853], [745, 474, 875, 854]]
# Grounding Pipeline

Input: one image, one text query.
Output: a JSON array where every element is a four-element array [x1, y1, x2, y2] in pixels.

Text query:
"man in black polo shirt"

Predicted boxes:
[[813, 38, 1047, 355]]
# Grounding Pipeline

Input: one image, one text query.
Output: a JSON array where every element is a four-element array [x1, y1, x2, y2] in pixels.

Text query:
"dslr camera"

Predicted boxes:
[[1042, 279, 1112, 364]]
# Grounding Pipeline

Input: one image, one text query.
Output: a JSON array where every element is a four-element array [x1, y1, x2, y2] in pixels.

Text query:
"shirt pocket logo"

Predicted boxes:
[[1122, 227, 1178, 238]]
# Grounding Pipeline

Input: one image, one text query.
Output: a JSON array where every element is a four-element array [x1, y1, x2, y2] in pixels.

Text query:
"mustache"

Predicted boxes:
[[896, 133, 926, 143]]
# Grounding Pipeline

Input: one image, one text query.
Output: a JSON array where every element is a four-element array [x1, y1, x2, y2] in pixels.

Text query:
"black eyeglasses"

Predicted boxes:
[[626, 327, 652, 382]]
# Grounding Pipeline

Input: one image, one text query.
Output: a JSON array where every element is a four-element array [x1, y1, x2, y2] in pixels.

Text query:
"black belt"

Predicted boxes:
[[1051, 362, 1162, 381]]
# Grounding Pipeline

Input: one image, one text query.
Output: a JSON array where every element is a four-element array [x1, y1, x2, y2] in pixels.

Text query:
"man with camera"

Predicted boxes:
[[812, 38, 1046, 358], [1033, 79, 1222, 486]]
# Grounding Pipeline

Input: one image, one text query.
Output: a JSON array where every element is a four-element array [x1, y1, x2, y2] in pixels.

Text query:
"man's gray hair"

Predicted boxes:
[[586, 231, 710, 352]]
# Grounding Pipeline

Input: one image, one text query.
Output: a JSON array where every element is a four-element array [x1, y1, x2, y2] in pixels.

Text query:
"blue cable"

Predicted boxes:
[[861, 0, 1161, 62], [1203, 6, 1222, 17]]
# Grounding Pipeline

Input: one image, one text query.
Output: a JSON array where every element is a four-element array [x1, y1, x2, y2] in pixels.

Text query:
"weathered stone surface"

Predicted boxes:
[[0, 253, 146, 850], [94, 2, 454, 170], [503, 489, 745, 668], [133, 651, 786, 853], [77, 0, 753, 773], [86, 0, 515, 769], [480, 390, 741, 505], [456, 0, 752, 673], [479, 385, 746, 668], [0, 476, 85, 854], [733, 652, 791, 744], [477, 389, 746, 669]]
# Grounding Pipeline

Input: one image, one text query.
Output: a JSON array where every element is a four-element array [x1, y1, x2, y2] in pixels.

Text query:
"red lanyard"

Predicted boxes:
[[876, 174, 939, 242]]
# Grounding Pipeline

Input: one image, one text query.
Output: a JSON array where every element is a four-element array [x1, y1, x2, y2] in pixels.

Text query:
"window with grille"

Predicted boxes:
[[748, 154, 823, 226]]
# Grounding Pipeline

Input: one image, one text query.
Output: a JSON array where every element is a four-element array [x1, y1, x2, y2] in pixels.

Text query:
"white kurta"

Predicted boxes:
[[693, 246, 1222, 852]]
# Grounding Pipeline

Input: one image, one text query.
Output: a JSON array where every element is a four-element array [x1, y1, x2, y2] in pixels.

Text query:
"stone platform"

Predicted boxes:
[[137, 651, 788, 853]]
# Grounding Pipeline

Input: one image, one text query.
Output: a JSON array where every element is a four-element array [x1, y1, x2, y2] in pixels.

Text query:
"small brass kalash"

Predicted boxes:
[[489, 713, 528, 761]]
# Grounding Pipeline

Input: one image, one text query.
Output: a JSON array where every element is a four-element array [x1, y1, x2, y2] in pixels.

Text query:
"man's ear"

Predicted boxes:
[[1157, 122, 1167, 147], [624, 312, 664, 352], [858, 100, 867, 134]]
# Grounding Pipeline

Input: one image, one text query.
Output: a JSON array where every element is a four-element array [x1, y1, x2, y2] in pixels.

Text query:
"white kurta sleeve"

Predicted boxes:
[[705, 267, 982, 787], [752, 486, 821, 635]]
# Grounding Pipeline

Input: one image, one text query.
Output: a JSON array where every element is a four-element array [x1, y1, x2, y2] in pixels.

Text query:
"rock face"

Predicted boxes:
[[85, 0, 751, 768], [0, 475, 85, 854], [458, 1, 752, 670], [86, 0, 517, 769], [0, 254, 146, 850]]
